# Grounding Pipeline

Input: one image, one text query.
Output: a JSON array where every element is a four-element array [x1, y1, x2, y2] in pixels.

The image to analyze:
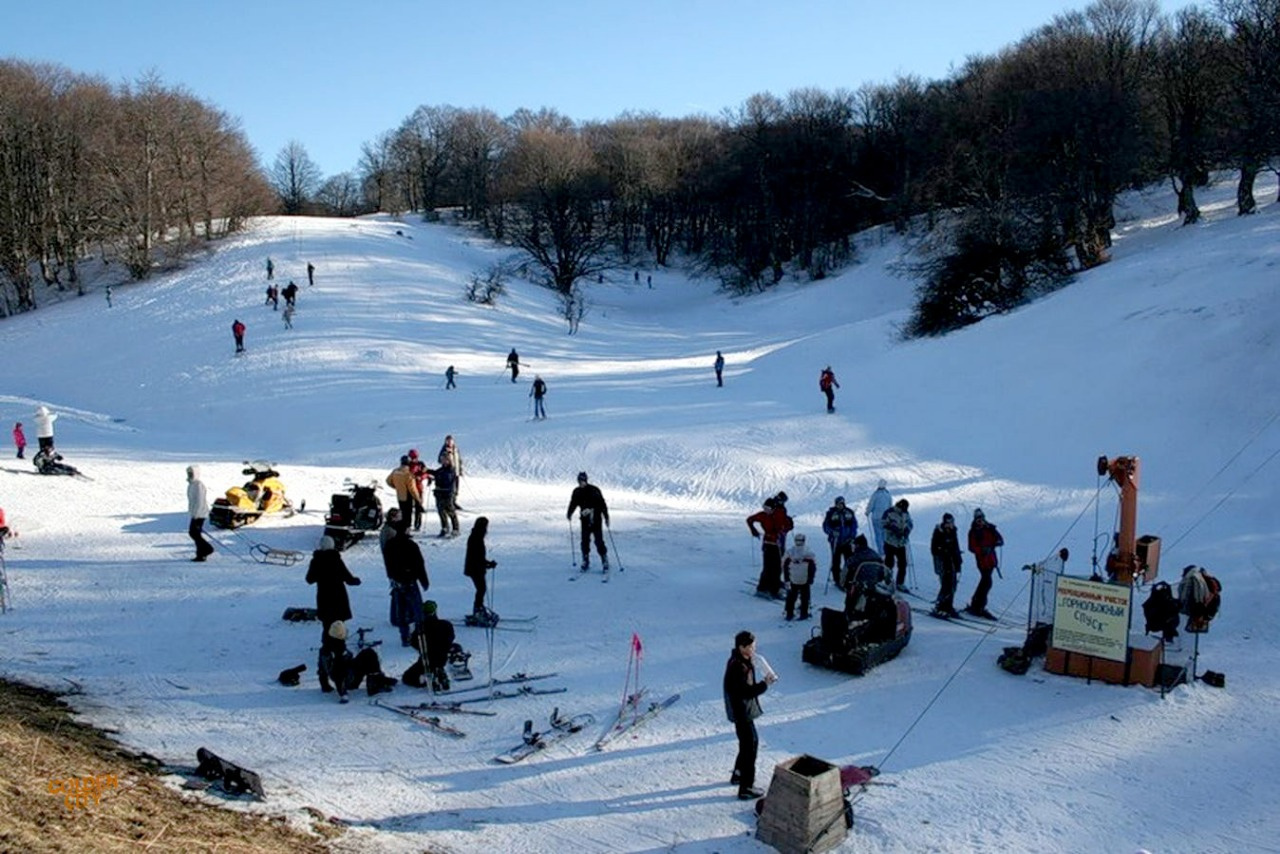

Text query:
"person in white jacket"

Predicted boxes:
[[34, 405, 57, 453], [187, 465, 214, 562], [782, 533, 818, 621], [866, 479, 893, 554]]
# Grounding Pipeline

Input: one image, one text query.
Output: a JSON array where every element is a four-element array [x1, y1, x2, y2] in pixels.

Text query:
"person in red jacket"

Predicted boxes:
[[965, 508, 1004, 620], [12, 422, 25, 459], [747, 497, 794, 598], [232, 319, 246, 353], [819, 366, 840, 413]]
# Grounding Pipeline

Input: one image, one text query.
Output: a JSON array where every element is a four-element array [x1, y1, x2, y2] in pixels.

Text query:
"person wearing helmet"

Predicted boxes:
[[406, 449, 430, 531], [566, 472, 610, 572], [930, 513, 963, 618], [747, 496, 794, 598], [822, 496, 858, 587], [782, 533, 818, 620], [965, 509, 1003, 620]]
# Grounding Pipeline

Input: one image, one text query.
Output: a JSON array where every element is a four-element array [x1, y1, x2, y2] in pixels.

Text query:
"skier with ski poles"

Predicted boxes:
[[530, 376, 547, 420], [964, 508, 1004, 620], [821, 496, 858, 590], [567, 472, 610, 573], [507, 348, 521, 383]]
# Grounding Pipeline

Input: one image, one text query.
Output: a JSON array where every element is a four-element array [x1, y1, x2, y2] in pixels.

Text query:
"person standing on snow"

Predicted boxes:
[[567, 471, 610, 572], [930, 513, 963, 617], [430, 456, 460, 537], [723, 630, 776, 801], [33, 406, 57, 454], [437, 435, 463, 504], [881, 499, 914, 593], [386, 455, 422, 529], [464, 516, 498, 617], [747, 497, 793, 598], [232, 319, 246, 354], [782, 533, 818, 621], [306, 535, 362, 639], [445, 365, 457, 389], [819, 366, 840, 413], [821, 496, 859, 587], [383, 516, 429, 646], [12, 422, 25, 459], [266, 257, 274, 280], [714, 351, 725, 387], [283, 303, 295, 329], [406, 449, 431, 531], [307, 261, 315, 286], [866, 479, 893, 554], [186, 465, 215, 562], [530, 376, 547, 419], [965, 508, 1004, 620], [282, 281, 298, 308], [507, 348, 520, 383]]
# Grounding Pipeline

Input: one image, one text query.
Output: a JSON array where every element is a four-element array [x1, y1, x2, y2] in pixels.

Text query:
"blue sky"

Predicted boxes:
[[4, 0, 1193, 178]]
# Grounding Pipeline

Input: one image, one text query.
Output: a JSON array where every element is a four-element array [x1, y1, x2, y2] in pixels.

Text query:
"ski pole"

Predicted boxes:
[[606, 522, 624, 572], [908, 541, 919, 591], [568, 517, 578, 570]]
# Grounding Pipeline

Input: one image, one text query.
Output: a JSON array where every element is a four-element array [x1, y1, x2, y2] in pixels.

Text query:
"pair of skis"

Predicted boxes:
[[454, 613, 538, 633], [371, 699, 467, 737], [494, 707, 596, 764], [433, 671, 558, 696], [593, 691, 681, 751]]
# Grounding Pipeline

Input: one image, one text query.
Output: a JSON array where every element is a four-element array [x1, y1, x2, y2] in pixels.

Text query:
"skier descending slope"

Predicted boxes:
[[566, 472, 610, 573]]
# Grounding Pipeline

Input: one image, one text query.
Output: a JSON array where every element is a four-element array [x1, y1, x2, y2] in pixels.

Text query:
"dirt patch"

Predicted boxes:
[[0, 677, 344, 852]]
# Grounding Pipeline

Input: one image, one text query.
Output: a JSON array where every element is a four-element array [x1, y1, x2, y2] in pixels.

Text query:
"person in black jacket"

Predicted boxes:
[[430, 458, 460, 537], [566, 471, 610, 572], [464, 516, 498, 616], [723, 630, 776, 800], [403, 601, 456, 691], [383, 520, 429, 646], [930, 513, 963, 617], [306, 535, 361, 637]]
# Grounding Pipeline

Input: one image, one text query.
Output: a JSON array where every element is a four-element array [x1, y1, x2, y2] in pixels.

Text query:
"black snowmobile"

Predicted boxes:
[[32, 447, 84, 478], [803, 568, 913, 676], [323, 479, 384, 550]]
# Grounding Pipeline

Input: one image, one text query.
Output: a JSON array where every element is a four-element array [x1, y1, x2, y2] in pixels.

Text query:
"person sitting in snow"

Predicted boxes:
[[402, 601, 455, 692], [317, 621, 394, 702]]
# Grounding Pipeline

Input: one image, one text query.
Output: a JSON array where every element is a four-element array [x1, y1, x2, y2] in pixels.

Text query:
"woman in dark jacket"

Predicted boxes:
[[306, 535, 361, 634], [722, 630, 775, 800], [464, 516, 497, 616], [931, 513, 963, 617], [383, 522, 429, 645]]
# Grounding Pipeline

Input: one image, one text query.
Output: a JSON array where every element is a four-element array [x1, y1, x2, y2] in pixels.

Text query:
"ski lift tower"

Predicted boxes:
[[1098, 455, 1161, 584]]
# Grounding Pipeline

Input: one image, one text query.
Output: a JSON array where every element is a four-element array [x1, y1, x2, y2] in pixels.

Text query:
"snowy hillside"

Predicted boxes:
[[1, 178, 1278, 853]]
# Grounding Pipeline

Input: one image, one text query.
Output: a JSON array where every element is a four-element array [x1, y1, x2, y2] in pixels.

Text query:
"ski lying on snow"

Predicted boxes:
[[433, 672, 558, 696], [454, 684, 568, 704], [371, 699, 466, 737], [397, 701, 496, 717], [494, 708, 596, 764], [593, 692, 680, 751], [908, 605, 997, 634], [901, 590, 1021, 629]]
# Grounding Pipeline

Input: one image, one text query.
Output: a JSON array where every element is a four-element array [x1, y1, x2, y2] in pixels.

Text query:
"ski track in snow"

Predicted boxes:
[[1, 182, 1278, 852]]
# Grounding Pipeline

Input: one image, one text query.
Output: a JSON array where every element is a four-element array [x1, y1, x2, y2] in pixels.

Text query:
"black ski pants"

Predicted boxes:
[[733, 715, 759, 792], [188, 517, 214, 559]]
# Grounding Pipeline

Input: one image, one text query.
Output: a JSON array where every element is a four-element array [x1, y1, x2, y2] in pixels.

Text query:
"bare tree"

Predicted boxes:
[[271, 140, 322, 214]]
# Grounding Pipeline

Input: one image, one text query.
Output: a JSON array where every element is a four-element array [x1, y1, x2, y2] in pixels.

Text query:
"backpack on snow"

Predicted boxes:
[[1142, 581, 1181, 642]]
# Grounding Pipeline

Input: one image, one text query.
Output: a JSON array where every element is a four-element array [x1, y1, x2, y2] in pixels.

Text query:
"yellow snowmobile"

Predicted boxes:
[[209, 462, 295, 529]]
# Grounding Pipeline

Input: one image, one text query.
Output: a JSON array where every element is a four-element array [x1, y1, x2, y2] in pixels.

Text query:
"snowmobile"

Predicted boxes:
[[322, 479, 384, 550], [802, 576, 912, 676], [32, 447, 84, 478], [209, 461, 294, 529]]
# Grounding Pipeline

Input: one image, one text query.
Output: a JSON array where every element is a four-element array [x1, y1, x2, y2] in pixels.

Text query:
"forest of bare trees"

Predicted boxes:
[[3, 0, 1276, 333], [0, 61, 271, 314]]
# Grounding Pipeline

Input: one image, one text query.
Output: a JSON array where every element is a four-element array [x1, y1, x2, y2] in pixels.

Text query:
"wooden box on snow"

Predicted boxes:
[[1044, 633, 1163, 687], [757, 754, 847, 854]]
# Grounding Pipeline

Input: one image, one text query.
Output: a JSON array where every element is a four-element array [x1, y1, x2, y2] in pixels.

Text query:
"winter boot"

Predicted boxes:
[[602, 556, 610, 572], [580, 558, 590, 572]]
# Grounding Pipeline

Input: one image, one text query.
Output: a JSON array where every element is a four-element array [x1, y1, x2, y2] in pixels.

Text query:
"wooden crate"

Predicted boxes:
[[757, 754, 847, 854]]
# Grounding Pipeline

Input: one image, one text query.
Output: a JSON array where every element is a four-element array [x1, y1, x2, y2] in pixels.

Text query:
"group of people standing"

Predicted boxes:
[[386, 436, 464, 538]]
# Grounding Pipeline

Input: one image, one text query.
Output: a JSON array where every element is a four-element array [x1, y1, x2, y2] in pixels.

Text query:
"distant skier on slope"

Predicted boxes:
[[819, 366, 839, 413]]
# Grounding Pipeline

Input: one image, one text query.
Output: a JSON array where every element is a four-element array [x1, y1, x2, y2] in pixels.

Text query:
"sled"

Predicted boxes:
[[250, 543, 304, 566], [210, 461, 294, 529]]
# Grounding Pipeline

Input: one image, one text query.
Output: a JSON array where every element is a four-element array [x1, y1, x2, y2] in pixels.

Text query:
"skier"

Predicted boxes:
[[881, 499, 914, 593], [714, 351, 725, 387], [437, 435, 463, 490], [965, 508, 1004, 620], [306, 261, 315, 286], [403, 601, 455, 691], [12, 421, 25, 459], [507, 348, 520, 383], [232, 319, 246, 354], [266, 257, 274, 280], [865, 479, 893, 554], [821, 496, 858, 587], [385, 456, 422, 530], [723, 630, 776, 800], [445, 365, 457, 389], [283, 303, 295, 329], [406, 450, 431, 532], [430, 456, 460, 537], [930, 513, 962, 617], [186, 465, 214, 563], [782, 533, 818, 621], [383, 517, 429, 646], [282, 281, 298, 308], [305, 535, 362, 639], [105, 285, 113, 308], [819, 366, 839, 413], [265, 284, 278, 309], [464, 516, 498, 618], [530, 375, 547, 419], [33, 406, 56, 454], [746, 497, 793, 598], [567, 471, 610, 572]]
